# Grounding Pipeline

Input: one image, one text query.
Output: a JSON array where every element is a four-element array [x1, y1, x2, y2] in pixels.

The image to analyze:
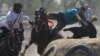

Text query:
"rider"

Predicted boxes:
[[84, 3, 97, 22], [50, 6, 88, 35], [0, 3, 24, 39], [39, 7, 49, 29], [63, 6, 87, 28], [39, 7, 47, 24], [64, 7, 85, 25]]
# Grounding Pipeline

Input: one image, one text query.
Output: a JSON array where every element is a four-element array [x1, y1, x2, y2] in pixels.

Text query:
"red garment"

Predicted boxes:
[[48, 21, 54, 28]]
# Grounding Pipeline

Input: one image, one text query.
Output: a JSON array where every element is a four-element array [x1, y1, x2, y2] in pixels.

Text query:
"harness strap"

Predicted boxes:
[[12, 12, 22, 28]]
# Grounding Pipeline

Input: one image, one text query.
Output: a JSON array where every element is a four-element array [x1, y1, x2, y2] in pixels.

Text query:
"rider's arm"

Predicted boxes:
[[75, 14, 88, 25], [6, 10, 14, 30], [75, 14, 82, 21], [19, 15, 24, 31]]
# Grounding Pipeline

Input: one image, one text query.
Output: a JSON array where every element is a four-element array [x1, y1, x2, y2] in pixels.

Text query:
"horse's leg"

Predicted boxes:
[[72, 33, 82, 39], [86, 22, 97, 38], [37, 42, 48, 56], [19, 40, 33, 56], [89, 35, 96, 38], [37, 36, 49, 55], [13, 42, 23, 56]]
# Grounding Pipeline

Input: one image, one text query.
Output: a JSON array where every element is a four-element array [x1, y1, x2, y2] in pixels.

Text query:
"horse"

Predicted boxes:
[[19, 10, 64, 56], [47, 12, 97, 38], [19, 10, 50, 56], [0, 29, 23, 56], [63, 21, 97, 38]]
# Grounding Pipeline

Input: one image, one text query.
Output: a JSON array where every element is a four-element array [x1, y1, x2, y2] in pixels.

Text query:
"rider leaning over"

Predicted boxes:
[[64, 6, 88, 26]]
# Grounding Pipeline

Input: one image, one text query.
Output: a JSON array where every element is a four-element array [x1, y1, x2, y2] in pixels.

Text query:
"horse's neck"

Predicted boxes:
[[34, 23, 48, 33]]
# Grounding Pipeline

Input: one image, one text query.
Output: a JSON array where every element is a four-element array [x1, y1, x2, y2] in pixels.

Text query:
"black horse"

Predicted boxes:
[[19, 9, 63, 56], [0, 29, 23, 56], [63, 21, 97, 38], [19, 9, 50, 56]]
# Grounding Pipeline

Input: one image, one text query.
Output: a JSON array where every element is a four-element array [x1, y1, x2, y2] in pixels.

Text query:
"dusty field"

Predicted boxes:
[[44, 38, 100, 56]]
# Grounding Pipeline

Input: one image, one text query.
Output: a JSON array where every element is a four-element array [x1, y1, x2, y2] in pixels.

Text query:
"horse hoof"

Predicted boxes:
[[20, 53, 24, 56], [19, 50, 25, 56]]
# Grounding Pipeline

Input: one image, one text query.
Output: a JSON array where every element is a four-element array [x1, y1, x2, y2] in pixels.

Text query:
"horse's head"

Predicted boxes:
[[30, 10, 48, 32]]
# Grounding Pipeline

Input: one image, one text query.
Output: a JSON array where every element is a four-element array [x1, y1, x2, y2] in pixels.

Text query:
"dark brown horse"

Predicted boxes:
[[63, 21, 97, 38], [19, 9, 50, 56], [0, 29, 23, 56], [19, 9, 63, 56]]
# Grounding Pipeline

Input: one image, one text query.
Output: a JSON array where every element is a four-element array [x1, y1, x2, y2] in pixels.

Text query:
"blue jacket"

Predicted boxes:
[[64, 8, 79, 25]]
